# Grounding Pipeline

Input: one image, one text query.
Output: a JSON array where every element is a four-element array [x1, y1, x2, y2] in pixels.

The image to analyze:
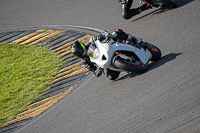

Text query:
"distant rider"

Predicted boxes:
[[70, 29, 144, 81], [118, 0, 152, 19]]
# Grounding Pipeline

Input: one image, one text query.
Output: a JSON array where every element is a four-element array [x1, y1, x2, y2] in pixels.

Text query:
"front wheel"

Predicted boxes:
[[160, 0, 177, 8], [114, 57, 147, 73]]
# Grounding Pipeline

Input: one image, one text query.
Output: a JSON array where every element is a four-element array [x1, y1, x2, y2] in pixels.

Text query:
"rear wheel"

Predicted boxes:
[[160, 0, 177, 8], [141, 42, 161, 61], [114, 57, 147, 73], [147, 45, 162, 61]]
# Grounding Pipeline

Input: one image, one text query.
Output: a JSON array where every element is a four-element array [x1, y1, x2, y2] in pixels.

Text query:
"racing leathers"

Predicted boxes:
[[81, 29, 142, 80], [118, 0, 151, 19]]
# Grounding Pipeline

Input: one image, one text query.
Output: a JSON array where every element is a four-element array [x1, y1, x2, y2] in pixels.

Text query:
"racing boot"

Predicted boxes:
[[137, 3, 152, 13], [139, 42, 153, 49], [127, 34, 142, 45], [152, 3, 160, 7], [122, 3, 152, 19]]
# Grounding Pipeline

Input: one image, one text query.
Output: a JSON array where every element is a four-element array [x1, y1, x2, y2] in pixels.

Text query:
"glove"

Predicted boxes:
[[94, 67, 102, 77]]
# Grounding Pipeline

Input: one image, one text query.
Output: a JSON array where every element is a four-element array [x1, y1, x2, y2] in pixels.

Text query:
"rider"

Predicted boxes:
[[118, 0, 152, 19], [70, 29, 144, 81]]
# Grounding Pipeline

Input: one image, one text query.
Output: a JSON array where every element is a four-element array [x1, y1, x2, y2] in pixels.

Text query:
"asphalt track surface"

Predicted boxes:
[[1, 0, 200, 133]]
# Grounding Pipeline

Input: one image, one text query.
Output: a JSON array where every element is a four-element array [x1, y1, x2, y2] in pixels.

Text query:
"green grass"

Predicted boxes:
[[0, 43, 63, 126]]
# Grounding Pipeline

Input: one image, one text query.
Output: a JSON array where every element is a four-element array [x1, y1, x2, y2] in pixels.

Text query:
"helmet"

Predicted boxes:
[[70, 40, 86, 58]]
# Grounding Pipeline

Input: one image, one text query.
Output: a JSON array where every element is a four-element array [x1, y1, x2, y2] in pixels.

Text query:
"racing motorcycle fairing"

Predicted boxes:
[[89, 39, 152, 71]]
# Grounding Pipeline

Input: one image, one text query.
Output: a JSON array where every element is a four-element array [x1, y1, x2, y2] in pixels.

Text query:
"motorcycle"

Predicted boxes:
[[88, 37, 161, 74], [140, 0, 177, 8]]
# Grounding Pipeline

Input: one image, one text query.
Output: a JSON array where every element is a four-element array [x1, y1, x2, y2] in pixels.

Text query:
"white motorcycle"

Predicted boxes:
[[88, 38, 161, 74]]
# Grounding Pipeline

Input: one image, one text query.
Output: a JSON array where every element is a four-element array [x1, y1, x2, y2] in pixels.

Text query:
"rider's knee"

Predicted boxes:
[[107, 75, 119, 81], [106, 69, 120, 80]]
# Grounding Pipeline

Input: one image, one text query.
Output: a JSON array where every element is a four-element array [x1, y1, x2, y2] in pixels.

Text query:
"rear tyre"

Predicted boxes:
[[148, 45, 162, 61], [114, 57, 147, 73], [160, 0, 177, 8]]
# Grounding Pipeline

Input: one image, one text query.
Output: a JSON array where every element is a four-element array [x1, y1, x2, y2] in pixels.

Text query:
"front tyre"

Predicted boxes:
[[114, 57, 147, 73]]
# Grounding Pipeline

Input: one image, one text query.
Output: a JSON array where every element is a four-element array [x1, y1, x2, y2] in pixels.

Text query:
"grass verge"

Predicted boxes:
[[0, 42, 63, 126]]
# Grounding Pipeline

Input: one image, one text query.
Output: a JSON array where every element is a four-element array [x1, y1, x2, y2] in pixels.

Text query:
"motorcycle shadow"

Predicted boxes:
[[147, 52, 182, 71], [174, 0, 195, 7], [132, 8, 168, 22], [115, 53, 182, 81], [132, 0, 195, 22]]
